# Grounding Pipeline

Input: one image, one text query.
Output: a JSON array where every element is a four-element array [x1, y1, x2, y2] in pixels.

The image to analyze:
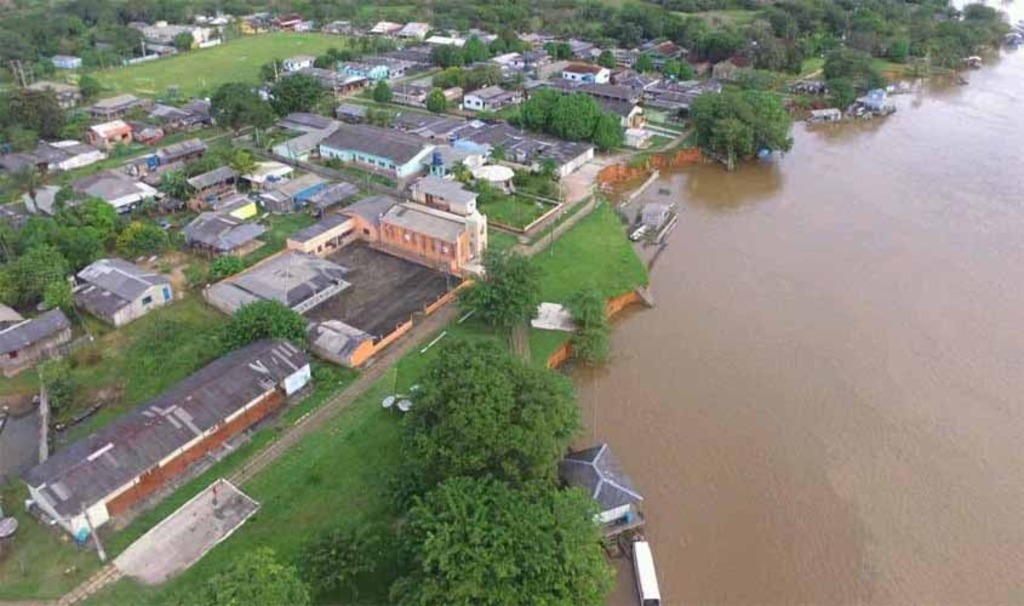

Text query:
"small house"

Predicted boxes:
[[369, 21, 403, 36], [156, 138, 208, 165], [308, 320, 374, 368], [286, 214, 354, 256], [242, 161, 294, 189], [90, 94, 142, 119], [562, 63, 611, 84], [278, 112, 339, 134], [397, 22, 430, 40], [410, 175, 479, 215], [0, 309, 72, 377], [340, 61, 390, 82], [0, 304, 23, 330], [74, 258, 173, 327], [283, 55, 316, 72], [336, 104, 368, 123], [183, 212, 267, 256], [462, 86, 522, 112], [258, 173, 329, 213], [86, 120, 133, 150], [212, 193, 259, 220], [307, 181, 359, 213], [26, 81, 82, 109], [559, 443, 644, 527], [51, 55, 82, 70], [187, 166, 237, 208], [72, 170, 158, 213]]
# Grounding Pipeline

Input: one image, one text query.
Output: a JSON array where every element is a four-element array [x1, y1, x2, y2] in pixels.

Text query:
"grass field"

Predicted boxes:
[[686, 9, 761, 27], [94, 34, 347, 98], [246, 213, 318, 264], [481, 195, 550, 229]]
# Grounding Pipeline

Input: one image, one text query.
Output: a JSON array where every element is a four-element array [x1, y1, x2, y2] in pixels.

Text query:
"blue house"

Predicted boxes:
[[320, 124, 433, 180], [52, 55, 83, 70], [339, 61, 389, 81]]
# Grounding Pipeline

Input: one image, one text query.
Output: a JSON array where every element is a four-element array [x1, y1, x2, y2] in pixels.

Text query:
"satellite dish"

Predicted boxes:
[[397, 399, 412, 412], [382, 395, 396, 409]]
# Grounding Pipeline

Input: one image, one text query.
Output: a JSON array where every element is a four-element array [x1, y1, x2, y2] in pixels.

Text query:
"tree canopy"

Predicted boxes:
[[270, 74, 324, 116], [690, 90, 793, 170], [459, 250, 539, 334], [567, 288, 611, 364], [400, 340, 580, 493], [372, 80, 393, 104], [425, 88, 448, 113], [197, 547, 310, 606], [223, 300, 307, 350], [211, 82, 275, 131], [391, 477, 612, 606]]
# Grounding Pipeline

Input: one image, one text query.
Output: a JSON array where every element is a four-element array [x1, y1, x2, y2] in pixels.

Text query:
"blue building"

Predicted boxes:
[[320, 124, 433, 180], [52, 55, 83, 70]]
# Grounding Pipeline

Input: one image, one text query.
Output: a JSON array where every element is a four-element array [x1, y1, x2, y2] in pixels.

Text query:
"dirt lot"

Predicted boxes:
[[114, 479, 258, 585], [307, 242, 454, 337]]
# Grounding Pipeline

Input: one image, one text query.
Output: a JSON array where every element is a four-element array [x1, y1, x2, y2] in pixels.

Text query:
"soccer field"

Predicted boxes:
[[94, 33, 345, 98]]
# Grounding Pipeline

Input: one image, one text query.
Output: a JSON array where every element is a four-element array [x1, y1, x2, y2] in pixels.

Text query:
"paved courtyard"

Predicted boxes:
[[114, 479, 259, 585]]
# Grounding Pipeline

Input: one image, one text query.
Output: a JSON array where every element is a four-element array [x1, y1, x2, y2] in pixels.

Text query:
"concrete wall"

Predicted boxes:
[[546, 289, 645, 369], [109, 283, 173, 327], [0, 327, 72, 377], [597, 148, 702, 186]]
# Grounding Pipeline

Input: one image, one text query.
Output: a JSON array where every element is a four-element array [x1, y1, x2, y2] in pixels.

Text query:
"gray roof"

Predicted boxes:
[[158, 138, 207, 162], [0, 309, 71, 356], [23, 340, 308, 517], [91, 94, 140, 111], [559, 443, 643, 511], [0, 303, 23, 325], [289, 214, 351, 244], [274, 126, 340, 156], [597, 98, 637, 118], [264, 173, 328, 201], [336, 104, 368, 119], [308, 182, 359, 210], [383, 203, 465, 242], [279, 112, 338, 133], [72, 170, 147, 202], [309, 320, 373, 362], [75, 258, 170, 320], [226, 251, 349, 309], [184, 212, 267, 252], [187, 166, 237, 190], [413, 175, 477, 206], [466, 85, 512, 101], [341, 194, 398, 227], [321, 124, 431, 165]]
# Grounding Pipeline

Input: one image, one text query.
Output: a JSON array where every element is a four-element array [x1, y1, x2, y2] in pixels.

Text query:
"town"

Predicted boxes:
[[0, 2, 1014, 604]]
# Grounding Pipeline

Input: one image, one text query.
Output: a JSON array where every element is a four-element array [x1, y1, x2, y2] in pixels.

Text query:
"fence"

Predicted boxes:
[[544, 289, 649, 369], [597, 149, 703, 187]]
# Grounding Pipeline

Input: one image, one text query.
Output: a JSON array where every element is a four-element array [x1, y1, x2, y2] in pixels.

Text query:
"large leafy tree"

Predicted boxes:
[[567, 288, 611, 364], [597, 49, 616, 69], [391, 477, 613, 606], [0, 245, 69, 308], [223, 300, 307, 349], [425, 88, 447, 113], [690, 90, 793, 170], [211, 82, 276, 132], [461, 35, 489, 64], [300, 525, 386, 600], [400, 340, 579, 492], [549, 94, 602, 142], [196, 547, 310, 606], [591, 113, 623, 152], [372, 80, 393, 104], [270, 74, 324, 116], [6, 89, 65, 139], [459, 250, 539, 334], [116, 221, 169, 258]]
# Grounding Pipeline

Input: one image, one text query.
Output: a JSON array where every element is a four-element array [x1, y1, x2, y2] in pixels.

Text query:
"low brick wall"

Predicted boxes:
[[597, 148, 703, 187], [544, 289, 647, 369]]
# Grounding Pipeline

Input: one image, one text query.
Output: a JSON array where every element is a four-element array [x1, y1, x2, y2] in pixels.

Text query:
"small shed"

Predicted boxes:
[[559, 443, 643, 526]]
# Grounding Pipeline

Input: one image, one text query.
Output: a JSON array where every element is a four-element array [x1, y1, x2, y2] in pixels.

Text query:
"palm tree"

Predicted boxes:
[[230, 150, 258, 181]]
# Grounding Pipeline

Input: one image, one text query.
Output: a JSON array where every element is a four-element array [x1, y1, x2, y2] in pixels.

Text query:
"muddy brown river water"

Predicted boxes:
[[587, 18, 1024, 605]]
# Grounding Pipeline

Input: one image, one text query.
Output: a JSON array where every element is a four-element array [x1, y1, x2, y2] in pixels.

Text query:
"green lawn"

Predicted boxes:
[[488, 230, 520, 253], [534, 202, 648, 303], [480, 195, 550, 229], [687, 9, 761, 27], [246, 213, 318, 264], [94, 34, 348, 98]]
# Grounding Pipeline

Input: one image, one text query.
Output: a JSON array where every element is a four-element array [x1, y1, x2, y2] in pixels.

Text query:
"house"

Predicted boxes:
[[133, 22, 215, 47], [491, 52, 522, 69], [336, 103, 368, 123], [462, 86, 522, 112], [308, 320, 374, 368], [562, 63, 611, 84], [51, 55, 82, 70], [340, 194, 401, 243], [567, 39, 597, 58], [72, 170, 158, 213], [182, 99, 213, 125], [26, 81, 81, 108], [273, 13, 304, 30], [187, 166, 237, 207], [410, 175, 479, 215], [369, 21, 403, 36], [295, 68, 367, 96], [1, 141, 105, 175], [156, 138, 207, 165], [307, 182, 359, 213], [148, 104, 194, 130], [340, 61, 390, 81], [320, 124, 435, 180], [397, 22, 430, 40], [0, 309, 72, 377], [204, 251, 349, 314], [559, 443, 644, 527], [322, 20, 354, 35], [129, 122, 165, 146], [451, 122, 594, 178], [598, 99, 645, 129], [22, 185, 62, 216], [23, 339, 310, 537], [422, 145, 483, 178], [85, 120, 133, 150], [425, 35, 465, 47], [512, 50, 551, 73], [642, 40, 685, 68], [273, 125, 340, 161], [283, 55, 316, 72], [74, 258, 173, 327], [287, 214, 354, 256], [711, 58, 747, 82], [391, 83, 431, 107], [90, 94, 142, 119], [366, 57, 416, 80], [242, 161, 294, 189], [378, 201, 487, 274], [212, 193, 258, 220], [183, 212, 267, 256], [278, 112, 338, 134], [258, 173, 329, 213]]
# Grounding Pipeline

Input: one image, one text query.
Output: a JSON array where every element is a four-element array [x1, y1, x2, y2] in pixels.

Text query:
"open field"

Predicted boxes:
[[685, 9, 761, 27], [481, 194, 550, 229], [94, 34, 346, 98]]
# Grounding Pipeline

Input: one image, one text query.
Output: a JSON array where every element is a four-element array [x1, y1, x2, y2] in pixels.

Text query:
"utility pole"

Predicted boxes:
[[80, 504, 107, 562]]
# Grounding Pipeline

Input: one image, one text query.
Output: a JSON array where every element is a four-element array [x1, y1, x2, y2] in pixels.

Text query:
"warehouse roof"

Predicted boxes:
[[187, 166, 237, 190], [183, 212, 266, 252], [382, 203, 465, 242], [23, 340, 308, 517], [321, 124, 431, 165]]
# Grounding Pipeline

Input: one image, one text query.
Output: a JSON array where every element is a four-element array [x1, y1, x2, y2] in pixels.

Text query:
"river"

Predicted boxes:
[[585, 14, 1024, 605]]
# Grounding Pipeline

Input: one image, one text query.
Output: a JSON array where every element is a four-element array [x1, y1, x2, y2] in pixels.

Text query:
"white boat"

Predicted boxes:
[[632, 540, 661, 606]]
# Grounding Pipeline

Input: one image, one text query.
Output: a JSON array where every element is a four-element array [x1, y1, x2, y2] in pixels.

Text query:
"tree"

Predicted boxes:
[[664, 58, 694, 80], [6, 89, 65, 138], [40, 360, 76, 412], [228, 149, 257, 184], [431, 44, 465, 68], [223, 300, 307, 349], [270, 74, 324, 115], [78, 74, 103, 100], [259, 58, 284, 82], [0, 245, 68, 308], [10, 166, 40, 205], [159, 170, 192, 200], [400, 340, 579, 492], [372, 80, 393, 104], [827, 77, 856, 109], [208, 256, 247, 281], [211, 82, 276, 131], [567, 288, 610, 363], [425, 88, 447, 113], [43, 279, 73, 314], [634, 53, 655, 73], [391, 477, 612, 605], [549, 94, 602, 142], [823, 48, 885, 91], [460, 250, 539, 334], [597, 49, 616, 69], [518, 88, 560, 132], [462, 35, 489, 64], [172, 31, 194, 52], [591, 112, 623, 152], [300, 525, 385, 600], [690, 90, 793, 170], [197, 547, 310, 606], [116, 221, 169, 258]]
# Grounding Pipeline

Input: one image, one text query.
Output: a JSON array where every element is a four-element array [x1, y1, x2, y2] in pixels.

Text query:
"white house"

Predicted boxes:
[[562, 63, 611, 84], [75, 258, 173, 327], [397, 22, 430, 40], [283, 55, 316, 72], [462, 86, 522, 112]]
